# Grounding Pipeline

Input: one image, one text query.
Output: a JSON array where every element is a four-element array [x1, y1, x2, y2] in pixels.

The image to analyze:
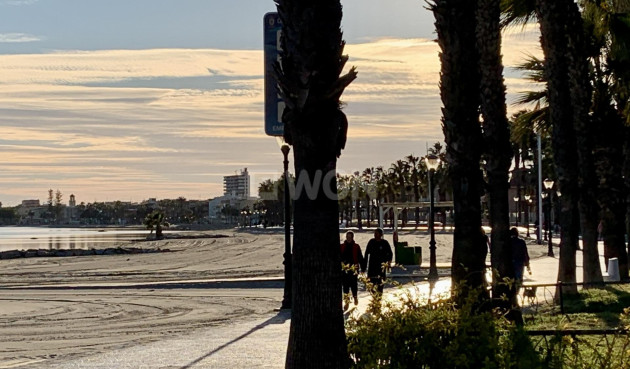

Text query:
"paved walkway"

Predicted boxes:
[[23, 239, 608, 369]]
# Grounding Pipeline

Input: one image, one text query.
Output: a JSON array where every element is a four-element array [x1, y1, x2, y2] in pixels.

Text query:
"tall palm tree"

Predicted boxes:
[[564, 0, 603, 285], [583, 0, 630, 280], [513, 54, 607, 283], [373, 165, 393, 226], [477, 0, 514, 308], [274, 1, 357, 367], [337, 173, 351, 225], [389, 159, 410, 226], [534, 0, 582, 295], [431, 0, 487, 304], [381, 170, 399, 227], [406, 154, 423, 227], [351, 171, 364, 229], [361, 167, 376, 227]]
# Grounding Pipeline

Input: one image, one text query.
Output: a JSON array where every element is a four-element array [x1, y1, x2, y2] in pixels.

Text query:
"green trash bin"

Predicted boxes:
[[395, 241, 422, 266]]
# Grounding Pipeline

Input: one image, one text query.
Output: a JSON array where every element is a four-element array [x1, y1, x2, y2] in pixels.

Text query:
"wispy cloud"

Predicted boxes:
[[0, 33, 41, 43], [0, 30, 542, 205], [1, 0, 38, 5]]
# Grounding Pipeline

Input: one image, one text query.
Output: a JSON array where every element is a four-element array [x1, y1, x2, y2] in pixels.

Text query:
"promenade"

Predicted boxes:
[[18, 232, 605, 369]]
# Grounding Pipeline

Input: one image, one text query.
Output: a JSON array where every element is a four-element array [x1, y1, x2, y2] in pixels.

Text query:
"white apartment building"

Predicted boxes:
[[223, 168, 250, 199]]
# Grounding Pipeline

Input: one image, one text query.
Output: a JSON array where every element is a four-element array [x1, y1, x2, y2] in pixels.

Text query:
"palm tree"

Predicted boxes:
[[389, 160, 410, 226], [373, 166, 390, 226], [534, 0, 583, 295], [375, 166, 398, 227], [144, 210, 168, 239], [582, 0, 630, 280], [431, 0, 487, 305], [563, 0, 603, 285], [274, 1, 357, 367], [477, 0, 515, 308], [361, 167, 376, 227], [406, 154, 422, 227], [337, 173, 352, 226], [352, 171, 364, 230], [513, 54, 608, 284]]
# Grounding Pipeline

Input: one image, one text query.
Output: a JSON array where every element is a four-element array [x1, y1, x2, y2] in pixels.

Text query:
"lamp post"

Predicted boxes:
[[425, 154, 440, 282], [280, 143, 292, 309], [524, 194, 531, 237], [513, 196, 520, 227], [543, 179, 554, 257]]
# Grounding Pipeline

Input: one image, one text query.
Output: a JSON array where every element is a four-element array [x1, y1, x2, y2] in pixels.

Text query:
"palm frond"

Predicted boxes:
[[500, 0, 537, 29], [514, 90, 547, 106]]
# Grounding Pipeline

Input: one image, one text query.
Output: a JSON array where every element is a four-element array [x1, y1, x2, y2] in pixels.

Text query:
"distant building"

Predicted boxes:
[[142, 198, 158, 208], [223, 168, 250, 199], [21, 199, 40, 208], [17, 199, 45, 224]]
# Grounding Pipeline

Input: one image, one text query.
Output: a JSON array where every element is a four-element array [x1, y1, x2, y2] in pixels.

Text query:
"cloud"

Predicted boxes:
[[1, 0, 38, 5], [0, 33, 41, 43], [0, 31, 542, 205]]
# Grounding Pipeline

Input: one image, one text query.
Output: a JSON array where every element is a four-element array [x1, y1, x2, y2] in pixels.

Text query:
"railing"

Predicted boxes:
[[519, 280, 630, 316]]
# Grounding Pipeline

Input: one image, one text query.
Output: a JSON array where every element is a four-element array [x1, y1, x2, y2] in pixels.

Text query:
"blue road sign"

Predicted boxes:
[[264, 12, 285, 136]]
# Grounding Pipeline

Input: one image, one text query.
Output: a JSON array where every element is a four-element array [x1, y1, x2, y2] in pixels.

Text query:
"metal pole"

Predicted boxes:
[[537, 133, 543, 243], [280, 145, 292, 309], [526, 201, 530, 237], [378, 205, 383, 229], [428, 169, 438, 281], [547, 194, 554, 257]]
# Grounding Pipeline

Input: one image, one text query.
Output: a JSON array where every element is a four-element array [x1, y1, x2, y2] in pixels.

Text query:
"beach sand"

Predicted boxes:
[[0, 228, 548, 367]]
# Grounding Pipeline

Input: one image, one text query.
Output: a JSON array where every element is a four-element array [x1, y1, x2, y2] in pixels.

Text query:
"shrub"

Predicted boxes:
[[346, 284, 630, 369]]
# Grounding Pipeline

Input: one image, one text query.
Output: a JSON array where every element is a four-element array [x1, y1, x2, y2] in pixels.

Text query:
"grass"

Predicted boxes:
[[523, 284, 630, 331]]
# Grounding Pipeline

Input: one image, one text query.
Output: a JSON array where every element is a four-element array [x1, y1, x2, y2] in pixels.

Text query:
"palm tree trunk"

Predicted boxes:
[[565, 2, 604, 284], [624, 127, 630, 274], [289, 154, 347, 368], [433, 0, 487, 304], [592, 58, 629, 282], [535, 0, 579, 295], [476, 0, 515, 307], [275, 1, 356, 368]]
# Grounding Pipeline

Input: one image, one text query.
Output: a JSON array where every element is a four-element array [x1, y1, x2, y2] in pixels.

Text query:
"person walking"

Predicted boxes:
[[340, 231, 363, 310], [363, 228, 393, 304], [510, 227, 530, 287]]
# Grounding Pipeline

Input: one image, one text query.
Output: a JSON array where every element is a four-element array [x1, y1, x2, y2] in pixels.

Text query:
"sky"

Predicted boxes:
[[0, 0, 542, 207]]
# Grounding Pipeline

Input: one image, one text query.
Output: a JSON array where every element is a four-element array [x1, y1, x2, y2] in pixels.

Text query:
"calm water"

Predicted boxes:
[[0, 226, 161, 252]]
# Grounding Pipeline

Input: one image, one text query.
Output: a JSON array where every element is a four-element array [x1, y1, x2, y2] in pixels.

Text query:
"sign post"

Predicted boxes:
[[264, 12, 284, 136]]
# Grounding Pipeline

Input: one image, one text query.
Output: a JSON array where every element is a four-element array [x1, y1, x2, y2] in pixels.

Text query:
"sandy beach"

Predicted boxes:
[[0, 228, 549, 367]]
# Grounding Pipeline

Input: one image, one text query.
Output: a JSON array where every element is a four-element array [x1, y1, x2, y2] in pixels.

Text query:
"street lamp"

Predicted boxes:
[[280, 143, 292, 309], [543, 179, 554, 257], [513, 196, 520, 227], [524, 194, 531, 237], [425, 154, 440, 282]]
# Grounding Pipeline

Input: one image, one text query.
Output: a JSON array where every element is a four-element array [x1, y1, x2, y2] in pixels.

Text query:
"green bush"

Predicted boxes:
[[346, 284, 630, 369]]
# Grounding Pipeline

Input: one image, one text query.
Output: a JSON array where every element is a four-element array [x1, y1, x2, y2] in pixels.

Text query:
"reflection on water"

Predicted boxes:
[[0, 226, 158, 252]]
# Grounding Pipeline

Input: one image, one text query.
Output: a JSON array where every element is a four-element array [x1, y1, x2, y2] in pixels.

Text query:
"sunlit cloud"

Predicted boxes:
[[0, 28, 542, 205], [0, 33, 41, 43]]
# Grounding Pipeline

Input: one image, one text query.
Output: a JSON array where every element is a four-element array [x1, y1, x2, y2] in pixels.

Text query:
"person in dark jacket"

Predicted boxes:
[[510, 227, 530, 286], [340, 231, 363, 310], [363, 228, 393, 302]]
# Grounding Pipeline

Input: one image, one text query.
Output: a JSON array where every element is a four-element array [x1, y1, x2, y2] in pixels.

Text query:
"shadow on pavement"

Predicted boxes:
[[178, 309, 291, 369]]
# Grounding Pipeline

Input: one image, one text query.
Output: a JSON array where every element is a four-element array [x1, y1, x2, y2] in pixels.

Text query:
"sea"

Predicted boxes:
[[0, 226, 161, 252]]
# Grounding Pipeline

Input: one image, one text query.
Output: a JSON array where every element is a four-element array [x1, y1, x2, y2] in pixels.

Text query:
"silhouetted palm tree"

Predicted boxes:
[[274, 1, 357, 367], [431, 0, 487, 304], [144, 210, 168, 239], [405, 154, 423, 227], [583, 0, 630, 280], [477, 0, 514, 307]]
